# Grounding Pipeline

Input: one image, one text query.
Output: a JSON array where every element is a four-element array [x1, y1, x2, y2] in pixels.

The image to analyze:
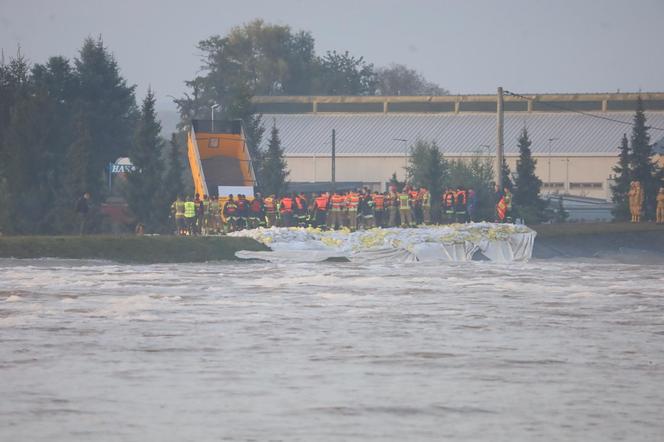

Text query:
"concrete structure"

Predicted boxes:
[[545, 195, 614, 222], [253, 93, 664, 199]]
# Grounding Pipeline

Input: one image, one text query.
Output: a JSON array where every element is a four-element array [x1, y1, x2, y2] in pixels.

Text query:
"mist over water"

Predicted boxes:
[[1, 258, 663, 441]]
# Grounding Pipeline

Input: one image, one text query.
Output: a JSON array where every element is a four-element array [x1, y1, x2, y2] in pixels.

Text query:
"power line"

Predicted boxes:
[[504, 90, 664, 132]]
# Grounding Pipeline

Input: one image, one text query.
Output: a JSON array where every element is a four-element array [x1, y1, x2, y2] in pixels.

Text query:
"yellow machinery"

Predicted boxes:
[[187, 119, 256, 197]]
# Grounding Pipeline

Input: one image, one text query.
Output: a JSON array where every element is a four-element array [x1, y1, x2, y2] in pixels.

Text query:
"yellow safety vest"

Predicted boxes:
[[173, 200, 185, 217], [422, 192, 431, 207], [184, 201, 196, 218]]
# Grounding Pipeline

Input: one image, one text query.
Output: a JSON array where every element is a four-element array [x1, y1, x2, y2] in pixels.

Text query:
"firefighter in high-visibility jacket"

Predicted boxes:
[[359, 192, 375, 229], [372, 192, 385, 227], [184, 196, 197, 235], [171, 196, 186, 235], [503, 187, 513, 222], [294, 192, 308, 226], [223, 195, 239, 232], [248, 193, 264, 229], [328, 192, 345, 230], [387, 188, 399, 227], [346, 191, 361, 230], [398, 190, 413, 227], [313, 192, 329, 227], [442, 189, 456, 223], [280, 194, 294, 227], [201, 195, 211, 235], [264, 195, 278, 227], [236, 194, 249, 230], [455, 186, 468, 223], [420, 188, 431, 225], [209, 195, 221, 234], [409, 188, 422, 224]]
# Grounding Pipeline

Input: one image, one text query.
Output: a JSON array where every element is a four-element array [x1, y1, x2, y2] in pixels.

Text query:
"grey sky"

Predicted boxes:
[[1, 0, 663, 110]]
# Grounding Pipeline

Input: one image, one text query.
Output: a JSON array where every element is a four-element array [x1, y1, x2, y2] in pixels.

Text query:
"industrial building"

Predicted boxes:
[[254, 93, 664, 199]]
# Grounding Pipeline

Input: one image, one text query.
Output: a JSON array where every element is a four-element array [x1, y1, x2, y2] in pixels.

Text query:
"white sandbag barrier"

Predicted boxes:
[[230, 223, 537, 263]]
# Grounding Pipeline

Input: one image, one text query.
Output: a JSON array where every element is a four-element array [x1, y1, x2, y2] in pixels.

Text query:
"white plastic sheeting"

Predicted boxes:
[[231, 223, 536, 263]]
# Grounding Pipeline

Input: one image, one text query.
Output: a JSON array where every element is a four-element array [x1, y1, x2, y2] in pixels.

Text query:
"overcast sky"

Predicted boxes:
[[1, 0, 663, 110]]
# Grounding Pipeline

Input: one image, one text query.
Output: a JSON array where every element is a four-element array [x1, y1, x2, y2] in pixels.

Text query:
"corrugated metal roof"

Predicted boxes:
[[258, 112, 664, 156]]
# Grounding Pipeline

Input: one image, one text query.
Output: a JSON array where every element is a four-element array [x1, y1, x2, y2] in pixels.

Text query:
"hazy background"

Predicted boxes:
[[2, 0, 663, 113]]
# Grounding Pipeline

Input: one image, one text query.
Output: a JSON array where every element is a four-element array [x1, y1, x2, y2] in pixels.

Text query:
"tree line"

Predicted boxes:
[[0, 21, 447, 235], [0, 38, 183, 234], [395, 127, 549, 224], [3, 19, 659, 235]]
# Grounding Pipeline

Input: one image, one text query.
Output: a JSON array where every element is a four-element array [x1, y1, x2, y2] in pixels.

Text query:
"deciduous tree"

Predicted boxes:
[[376, 63, 448, 96]]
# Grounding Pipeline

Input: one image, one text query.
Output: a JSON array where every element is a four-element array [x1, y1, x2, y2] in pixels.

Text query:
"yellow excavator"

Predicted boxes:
[[187, 119, 256, 198]]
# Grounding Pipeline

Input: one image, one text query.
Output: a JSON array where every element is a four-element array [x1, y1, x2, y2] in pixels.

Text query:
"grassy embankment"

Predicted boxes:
[[0, 223, 662, 263], [0, 235, 269, 263]]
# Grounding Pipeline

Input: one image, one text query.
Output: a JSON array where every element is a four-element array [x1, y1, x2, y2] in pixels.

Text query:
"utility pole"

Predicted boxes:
[[496, 87, 504, 189], [547, 137, 559, 191], [331, 129, 336, 192], [393, 138, 408, 182]]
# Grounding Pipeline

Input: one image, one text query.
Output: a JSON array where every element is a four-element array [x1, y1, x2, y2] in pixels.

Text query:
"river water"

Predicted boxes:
[[0, 258, 663, 441]]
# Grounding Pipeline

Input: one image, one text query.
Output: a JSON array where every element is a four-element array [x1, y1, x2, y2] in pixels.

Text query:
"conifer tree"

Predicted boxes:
[[126, 89, 167, 232], [388, 172, 405, 192], [63, 114, 94, 232], [513, 128, 547, 223], [0, 51, 31, 233], [628, 97, 659, 218], [260, 124, 289, 197], [407, 140, 448, 195], [163, 133, 185, 202], [611, 134, 631, 220], [501, 157, 513, 191], [74, 36, 137, 198]]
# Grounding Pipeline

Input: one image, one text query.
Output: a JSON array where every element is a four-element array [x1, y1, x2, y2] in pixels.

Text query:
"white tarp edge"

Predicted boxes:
[[231, 223, 537, 263]]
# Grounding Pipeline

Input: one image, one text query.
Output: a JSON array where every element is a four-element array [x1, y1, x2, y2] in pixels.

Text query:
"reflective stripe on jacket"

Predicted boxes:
[[184, 201, 196, 218]]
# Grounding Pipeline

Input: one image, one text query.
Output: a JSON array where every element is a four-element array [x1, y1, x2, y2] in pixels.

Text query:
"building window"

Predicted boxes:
[[570, 182, 603, 189], [542, 182, 565, 189]]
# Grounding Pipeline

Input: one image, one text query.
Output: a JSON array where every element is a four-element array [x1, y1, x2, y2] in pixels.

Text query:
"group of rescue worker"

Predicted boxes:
[[169, 185, 512, 235]]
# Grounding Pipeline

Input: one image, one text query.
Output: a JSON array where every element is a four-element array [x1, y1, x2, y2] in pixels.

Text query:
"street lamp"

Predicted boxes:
[[393, 138, 408, 181], [547, 137, 559, 191], [211, 103, 220, 131]]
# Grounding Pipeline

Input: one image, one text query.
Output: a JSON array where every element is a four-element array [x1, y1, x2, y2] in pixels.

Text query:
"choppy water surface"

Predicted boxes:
[[0, 258, 663, 441]]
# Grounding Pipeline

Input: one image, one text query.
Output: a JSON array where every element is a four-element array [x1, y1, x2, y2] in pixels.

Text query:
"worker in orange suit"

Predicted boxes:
[[327, 191, 345, 230], [313, 192, 330, 228], [346, 191, 361, 231], [656, 187, 664, 224], [628, 181, 644, 223]]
